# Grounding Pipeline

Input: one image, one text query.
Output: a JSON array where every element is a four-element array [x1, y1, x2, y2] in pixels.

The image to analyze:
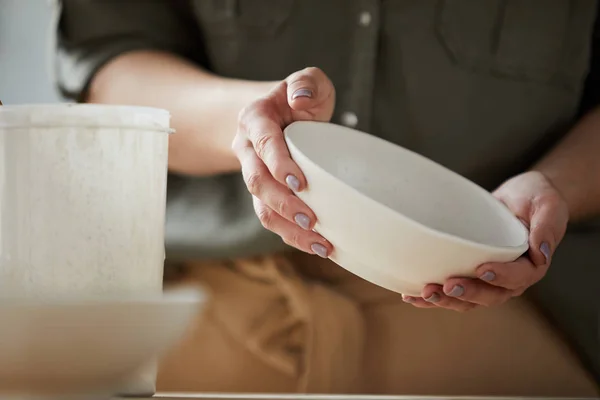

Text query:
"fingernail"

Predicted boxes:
[[480, 271, 496, 282], [294, 213, 310, 230], [540, 242, 551, 264], [292, 88, 313, 100], [311, 243, 328, 258], [402, 296, 415, 303], [447, 285, 464, 297], [286, 174, 300, 192], [425, 293, 440, 303]]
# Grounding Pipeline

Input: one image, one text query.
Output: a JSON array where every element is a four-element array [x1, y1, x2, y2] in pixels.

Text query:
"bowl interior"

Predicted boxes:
[[286, 121, 527, 248]]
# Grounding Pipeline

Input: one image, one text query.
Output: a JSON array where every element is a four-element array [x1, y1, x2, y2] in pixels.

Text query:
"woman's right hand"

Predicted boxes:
[[232, 67, 336, 258]]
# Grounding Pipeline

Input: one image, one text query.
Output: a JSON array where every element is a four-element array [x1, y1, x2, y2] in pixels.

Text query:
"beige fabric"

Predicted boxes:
[[158, 253, 599, 397]]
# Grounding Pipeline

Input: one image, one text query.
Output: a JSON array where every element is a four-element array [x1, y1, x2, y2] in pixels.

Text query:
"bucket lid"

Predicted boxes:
[[0, 104, 173, 133]]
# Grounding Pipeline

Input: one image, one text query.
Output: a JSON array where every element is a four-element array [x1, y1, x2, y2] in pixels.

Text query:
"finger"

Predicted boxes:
[[286, 67, 336, 121], [442, 278, 513, 307], [252, 196, 331, 257], [402, 295, 437, 309], [528, 192, 568, 267], [238, 102, 307, 192], [476, 256, 545, 290], [421, 284, 477, 312], [237, 142, 317, 229]]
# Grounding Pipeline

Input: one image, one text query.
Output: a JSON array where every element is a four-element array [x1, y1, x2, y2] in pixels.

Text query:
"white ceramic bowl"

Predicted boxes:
[[284, 121, 529, 296], [0, 287, 206, 397]]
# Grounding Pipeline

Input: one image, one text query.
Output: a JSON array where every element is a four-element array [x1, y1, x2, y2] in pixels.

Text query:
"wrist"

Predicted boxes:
[[529, 166, 576, 221]]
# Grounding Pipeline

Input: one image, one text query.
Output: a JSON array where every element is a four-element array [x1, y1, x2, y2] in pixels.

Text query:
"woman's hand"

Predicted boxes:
[[232, 67, 336, 257], [403, 171, 570, 312]]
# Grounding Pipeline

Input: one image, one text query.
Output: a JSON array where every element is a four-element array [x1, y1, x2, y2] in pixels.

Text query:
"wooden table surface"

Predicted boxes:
[[133, 393, 599, 400]]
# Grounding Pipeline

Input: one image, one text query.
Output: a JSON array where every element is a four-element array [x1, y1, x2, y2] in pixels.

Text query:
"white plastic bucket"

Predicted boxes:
[[0, 104, 172, 396]]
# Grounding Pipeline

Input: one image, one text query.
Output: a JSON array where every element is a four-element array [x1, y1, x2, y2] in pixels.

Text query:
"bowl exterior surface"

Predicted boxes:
[[285, 126, 527, 296]]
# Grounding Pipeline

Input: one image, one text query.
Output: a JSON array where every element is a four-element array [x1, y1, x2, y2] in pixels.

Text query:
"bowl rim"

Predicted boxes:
[[284, 121, 530, 255]]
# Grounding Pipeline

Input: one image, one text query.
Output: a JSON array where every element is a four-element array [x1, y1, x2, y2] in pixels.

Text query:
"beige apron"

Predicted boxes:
[[158, 253, 599, 397]]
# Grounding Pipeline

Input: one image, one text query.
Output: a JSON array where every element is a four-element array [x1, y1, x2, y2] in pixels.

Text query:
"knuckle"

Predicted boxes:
[[237, 106, 251, 127], [238, 99, 272, 129], [251, 99, 273, 118], [287, 231, 303, 249], [245, 172, 263, 196], [231, 132, 244, 152], [274, 195, 294, 217], [237, 103, 256, 123], [254, 134, 274, 159], [256, 207, 275, 229], [535, 191, 562, 210]]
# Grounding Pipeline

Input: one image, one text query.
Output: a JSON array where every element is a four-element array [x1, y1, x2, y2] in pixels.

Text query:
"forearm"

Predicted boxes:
[[532, 107, 600, 221], [87, 50, 276, 176]]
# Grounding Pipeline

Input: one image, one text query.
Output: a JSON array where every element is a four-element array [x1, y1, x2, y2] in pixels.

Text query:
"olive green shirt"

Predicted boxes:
[[54, 0, 599, 382]]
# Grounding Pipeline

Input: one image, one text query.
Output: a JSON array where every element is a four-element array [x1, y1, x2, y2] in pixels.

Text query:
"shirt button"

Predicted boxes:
[[358, 11, 372, 27], [341, 111, 359, 128]]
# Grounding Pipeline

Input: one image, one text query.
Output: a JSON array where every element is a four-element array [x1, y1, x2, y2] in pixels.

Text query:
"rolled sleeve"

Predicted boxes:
[[53, 0, 204, 101]]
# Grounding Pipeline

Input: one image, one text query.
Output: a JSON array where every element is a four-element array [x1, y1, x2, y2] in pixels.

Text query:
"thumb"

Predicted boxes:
[[286, 67, 335, 122], [527, 198, 568, 267]]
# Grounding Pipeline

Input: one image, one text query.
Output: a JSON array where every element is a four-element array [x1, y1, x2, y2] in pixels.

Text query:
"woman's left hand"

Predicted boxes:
[[403, 171, 569, 312]]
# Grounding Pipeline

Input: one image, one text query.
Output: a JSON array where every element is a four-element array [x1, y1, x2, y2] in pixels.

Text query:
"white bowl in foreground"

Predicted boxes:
[[284, 121, 529, 296], [0, 287, 206, 397]]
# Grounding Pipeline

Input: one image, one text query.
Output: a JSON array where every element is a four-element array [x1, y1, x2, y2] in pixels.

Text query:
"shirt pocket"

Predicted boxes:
[[435, 0, 596, 90], [191, 0, 295, 38]]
